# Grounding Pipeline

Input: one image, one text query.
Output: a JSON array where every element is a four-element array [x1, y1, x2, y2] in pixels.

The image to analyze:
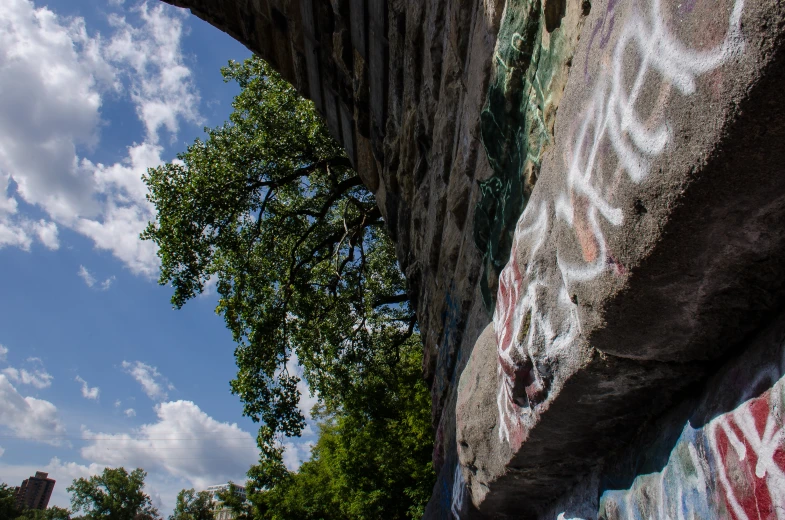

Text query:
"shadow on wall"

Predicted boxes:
[[592, 324, 785, 520]]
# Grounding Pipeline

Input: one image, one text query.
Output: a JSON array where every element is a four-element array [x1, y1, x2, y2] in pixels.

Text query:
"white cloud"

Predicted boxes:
[[122, 360, 173, 401], [282, 440, 314, 472], [114, 399, 121, 407], [101, 275, 116, 290], [78, 265, 116, 290], [2, 366, 53, 389], [0, 0, 201, 276], [125, 407, 136, 417], [33, 219, 59, 249], [0, 374, 65, 444], [78, 265, 96, 287], [0, 344, 7, 362], [286, 353, 319, 420], [104, 4, 200, 143], [0, 0, 113, 225], [75, 375, 100, 400], [0, 457, 105, 511], [81, 400, 256, 490], [1, 355, 53, 388]]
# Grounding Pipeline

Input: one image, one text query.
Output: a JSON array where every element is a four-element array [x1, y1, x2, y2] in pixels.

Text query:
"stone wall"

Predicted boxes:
[[161, 0, 785, 518]]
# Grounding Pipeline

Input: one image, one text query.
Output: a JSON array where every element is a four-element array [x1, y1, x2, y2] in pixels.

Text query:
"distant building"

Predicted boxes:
[[204, 483, 246, 520], [14, 471, 56, 510]]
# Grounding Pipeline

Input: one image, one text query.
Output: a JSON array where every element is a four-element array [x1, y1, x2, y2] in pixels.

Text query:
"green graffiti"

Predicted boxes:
[[475, 0, 573, 311]]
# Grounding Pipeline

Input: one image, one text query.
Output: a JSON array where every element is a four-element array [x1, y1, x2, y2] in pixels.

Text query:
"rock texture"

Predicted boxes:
[[161, 0, 785, 518]]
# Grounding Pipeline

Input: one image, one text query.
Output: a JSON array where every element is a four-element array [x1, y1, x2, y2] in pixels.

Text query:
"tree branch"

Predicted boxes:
[[372, 293, 409, 308], [247, 156, 353, 191]]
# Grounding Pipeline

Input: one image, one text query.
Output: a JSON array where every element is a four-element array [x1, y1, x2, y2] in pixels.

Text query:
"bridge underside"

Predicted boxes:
[[163, 0, 785, 518]]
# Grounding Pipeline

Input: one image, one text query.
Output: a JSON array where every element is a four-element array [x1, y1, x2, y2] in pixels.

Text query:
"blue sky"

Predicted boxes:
[[0, 0, 316, 515]]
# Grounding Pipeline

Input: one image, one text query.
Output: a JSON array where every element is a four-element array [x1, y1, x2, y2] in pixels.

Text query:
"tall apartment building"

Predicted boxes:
[[14, 471, 56, 510]]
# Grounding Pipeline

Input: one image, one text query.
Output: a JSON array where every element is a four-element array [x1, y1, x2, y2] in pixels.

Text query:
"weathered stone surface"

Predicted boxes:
[[545, 307, 785, 519], [161, 0, 785, 518], [454, 0, 785, 516]]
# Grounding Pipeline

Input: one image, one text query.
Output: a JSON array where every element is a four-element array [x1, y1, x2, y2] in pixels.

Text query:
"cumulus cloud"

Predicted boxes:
[[0, 344, 7, 362], [122, 360, 173, 401], [125, 407, 136, 417], [75, 375, 100, 400], [1, 355, 53, 389], [0, 0, 201, 276], [0, 374, 65, 444], [0, 457, 105, 510], [2, 366, 53, 389], [114, 399, 121, 407], [81, 400, 256, 490], [282, 439, 315, 472]]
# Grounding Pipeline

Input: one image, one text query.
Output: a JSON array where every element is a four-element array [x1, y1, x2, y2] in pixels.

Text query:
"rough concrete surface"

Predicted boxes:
[[159, 0, 785, 518], [453, 0, 785, 516]]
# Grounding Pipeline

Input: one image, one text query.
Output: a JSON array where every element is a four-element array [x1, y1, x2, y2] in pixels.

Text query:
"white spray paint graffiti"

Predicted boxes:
[[451, 463, 467, 519], [493, 0, 746, 446]]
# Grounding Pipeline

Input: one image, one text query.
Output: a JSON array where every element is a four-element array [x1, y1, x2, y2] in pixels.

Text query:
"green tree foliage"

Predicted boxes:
[[215, 483, 251, 520], [1, 483, 73, 520], [14, 506, 72, 520], [169, 489, 213, 520], [1, 483, 21, 519], [142, 56, 417, 481], [67, 468, 158, 520], [254, 340, 434, 520]]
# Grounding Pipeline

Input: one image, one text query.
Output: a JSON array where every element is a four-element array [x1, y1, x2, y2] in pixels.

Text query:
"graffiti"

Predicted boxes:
[[435, 461, 466, 519], [493, 0, 746, 447], [599, 346, 785, 520], [583, 0, 620, 80], [556, 0, 745, 285], [451, 463, 467, 519], [434, 283, 464, 409], [475, 0, 583, 312]]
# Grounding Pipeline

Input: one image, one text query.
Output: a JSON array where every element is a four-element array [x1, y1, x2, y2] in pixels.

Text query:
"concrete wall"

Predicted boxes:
[[452, 0, 785, 517], [160, 0, 785, 518], [545, 307, 785, 520]]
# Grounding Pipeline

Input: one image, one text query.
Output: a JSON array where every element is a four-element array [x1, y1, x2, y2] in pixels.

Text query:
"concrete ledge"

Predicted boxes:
[[454, 0, 785, 516]]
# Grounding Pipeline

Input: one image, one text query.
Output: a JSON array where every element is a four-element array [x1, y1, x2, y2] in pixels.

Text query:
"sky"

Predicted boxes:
[[0, 0, 317, 515]]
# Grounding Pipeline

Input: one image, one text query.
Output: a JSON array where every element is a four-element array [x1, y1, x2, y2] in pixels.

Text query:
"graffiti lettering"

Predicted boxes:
[[494, 0, 745, 446], [599, 346, 785, 520]]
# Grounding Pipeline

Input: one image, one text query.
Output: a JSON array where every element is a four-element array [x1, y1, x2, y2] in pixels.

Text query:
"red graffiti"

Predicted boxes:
[[709, 385, 785, 520]]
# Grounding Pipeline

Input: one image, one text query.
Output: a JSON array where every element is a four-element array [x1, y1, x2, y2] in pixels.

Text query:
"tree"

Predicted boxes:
[[1, 483, 21, 519], [253, 338, 433, 520], [142, 56, 416, 483], [14, 506, 72, 520], [67, 468, 158, 520], [169, 489, 213, 520], [215, 483, 251, 520]]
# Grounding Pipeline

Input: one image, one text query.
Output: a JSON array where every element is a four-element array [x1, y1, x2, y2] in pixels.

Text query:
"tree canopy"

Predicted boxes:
[[0, 483, 71, 520], [169, 489, 213, 520], [142, 56, 417, 481], [253, 341, 434, 520], [13, 507, 71, 520], [67, 467, 158, 520], [1, 483, 20, 519]]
